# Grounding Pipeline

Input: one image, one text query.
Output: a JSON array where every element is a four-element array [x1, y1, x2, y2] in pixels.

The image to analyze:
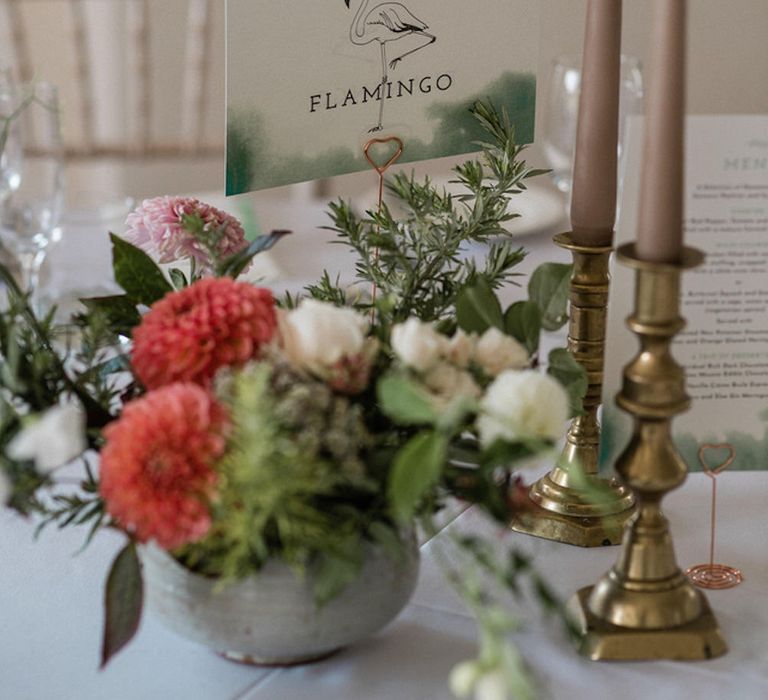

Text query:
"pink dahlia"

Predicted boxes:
[[124, 196, 249, 272], [100, 384, 229, 550], [132, 278, 277, 389]]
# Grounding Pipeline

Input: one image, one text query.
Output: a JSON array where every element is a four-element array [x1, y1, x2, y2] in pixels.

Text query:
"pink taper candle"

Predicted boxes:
[[635, 0, 687, 263], [570, 0, 623, 247]]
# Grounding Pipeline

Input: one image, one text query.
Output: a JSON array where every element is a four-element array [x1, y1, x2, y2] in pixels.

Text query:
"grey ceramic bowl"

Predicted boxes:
[[140, 535, 420, 666]]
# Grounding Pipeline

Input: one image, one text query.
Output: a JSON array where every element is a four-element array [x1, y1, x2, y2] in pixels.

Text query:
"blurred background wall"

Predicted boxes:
[[0, 0, 766, 201]]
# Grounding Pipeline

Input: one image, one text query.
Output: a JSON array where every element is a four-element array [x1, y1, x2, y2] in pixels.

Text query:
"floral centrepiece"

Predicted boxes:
[[0, 102, 587, 699]]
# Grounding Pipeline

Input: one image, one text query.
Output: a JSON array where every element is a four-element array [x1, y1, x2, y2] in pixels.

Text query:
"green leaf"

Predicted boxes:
[[377, 374, 437, 426], [388, 431, 448, 523], [480, 438, 547, 470], [81, 295, 142, 337], [312, 540, 364, 607], [528, 263, 572, 331], [219, 229, 291, 279], [168, 268, 189, 290], [455, 277, 503, 334], [101, 542, 144, 668], [110, 233, 172, 307], [504, 301, 542, 356], [547, 348, 588, 418]]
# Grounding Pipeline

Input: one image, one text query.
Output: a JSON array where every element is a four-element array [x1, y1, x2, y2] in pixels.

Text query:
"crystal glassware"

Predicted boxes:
[[0, 82, 64, 305], [542, 55, 644, 208]]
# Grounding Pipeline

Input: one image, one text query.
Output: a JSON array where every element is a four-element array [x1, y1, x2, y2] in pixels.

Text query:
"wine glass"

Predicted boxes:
[[0, 82, 64, 305], [542, 55, 644, 210]]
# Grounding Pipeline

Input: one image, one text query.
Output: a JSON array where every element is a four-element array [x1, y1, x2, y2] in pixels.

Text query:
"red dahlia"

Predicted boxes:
[[99, 383, 229, 549], [132, 278, 277, 389]]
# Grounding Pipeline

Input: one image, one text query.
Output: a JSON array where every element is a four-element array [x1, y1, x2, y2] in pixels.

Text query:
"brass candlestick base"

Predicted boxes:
[[511, 233, 634, 547], [569, 243, 727, 661]]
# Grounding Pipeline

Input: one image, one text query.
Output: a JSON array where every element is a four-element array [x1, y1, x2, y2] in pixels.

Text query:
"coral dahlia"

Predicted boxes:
[[100, 383, 229, 550], [132, 278, 277, 389], [124, 196, 249, 272]]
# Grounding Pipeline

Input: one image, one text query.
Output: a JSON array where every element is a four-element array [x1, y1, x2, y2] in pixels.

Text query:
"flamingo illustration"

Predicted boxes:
[[345, 0, 436, 132]]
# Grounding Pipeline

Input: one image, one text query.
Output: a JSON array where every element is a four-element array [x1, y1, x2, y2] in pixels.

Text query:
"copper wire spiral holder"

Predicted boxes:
[[685, 444, 744, 590]]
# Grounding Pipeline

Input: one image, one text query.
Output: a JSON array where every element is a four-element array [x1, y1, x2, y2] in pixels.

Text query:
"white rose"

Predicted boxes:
[[391, 317, 447, 372], [446, 329, 475, 368], [7, 401, 87, 473], [474, 668, 508, 700], [425, 363, 481, 407], [474, 328, 529, 377], [0, 470, 10, 505], [449, 660, 481, 698], [477, 370, 569, 448], [279, 299, 369, 374]]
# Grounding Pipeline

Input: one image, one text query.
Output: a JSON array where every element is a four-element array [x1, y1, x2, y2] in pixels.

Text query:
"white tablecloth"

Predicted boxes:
[[3, 187, 767, 699], [3, 470, 766, 700]]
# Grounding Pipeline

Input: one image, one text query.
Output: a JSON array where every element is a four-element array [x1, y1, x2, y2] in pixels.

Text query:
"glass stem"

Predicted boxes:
[[17, 248, 45, 310]]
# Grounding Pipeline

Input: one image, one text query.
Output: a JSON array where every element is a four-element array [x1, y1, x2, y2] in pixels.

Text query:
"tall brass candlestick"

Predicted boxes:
[[568, 243, 727, 660], [510, 233, 634, 546], [510, 0, 634, 547]]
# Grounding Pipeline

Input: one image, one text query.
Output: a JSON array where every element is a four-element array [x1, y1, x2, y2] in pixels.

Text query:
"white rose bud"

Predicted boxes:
[[477, 370, 569, 448], [448, 660, 481, 698], [424, 363, 481, 407], [0, 470, 10, 505], [391, 317, 447, 373], [474, 668, 509, 700], [279, 299, 369, 375], [446, 329, 475, 368], [7, 401, 87, 473], [474, 328, 529, 377]]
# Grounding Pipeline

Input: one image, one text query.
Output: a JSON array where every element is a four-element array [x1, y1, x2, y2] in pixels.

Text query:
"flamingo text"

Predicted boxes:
[[309, 73, 453, 114]]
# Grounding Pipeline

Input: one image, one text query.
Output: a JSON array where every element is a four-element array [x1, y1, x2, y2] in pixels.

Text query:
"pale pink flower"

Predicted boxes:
[[124, 196, 249, 272]]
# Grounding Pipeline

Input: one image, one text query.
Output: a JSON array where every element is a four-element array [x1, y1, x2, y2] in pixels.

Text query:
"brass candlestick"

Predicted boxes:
[[569, 243, 727, 661], [511, 233, 634, 547]]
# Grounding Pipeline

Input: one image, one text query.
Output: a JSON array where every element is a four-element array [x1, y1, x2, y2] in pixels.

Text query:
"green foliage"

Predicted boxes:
[[101, 542, 143, 668], [176, 363, 404, 603], [308, 101, 538, 329], [168, 268, 189, 290], [377, 374, 438, 426], [456, 277, 504, 334], [387, 431, 448, 523], [109, 233, 173, 307], [547, 348, 588, 418], [80, 295, 142, 338], [528, 262, 572, 331], [219, 229, 291, 278], [504, 301, 542, 356]]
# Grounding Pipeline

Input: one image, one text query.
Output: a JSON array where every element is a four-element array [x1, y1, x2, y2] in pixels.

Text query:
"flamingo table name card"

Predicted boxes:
[[601, 115, 768, 473], [226, 0, 540, 194]]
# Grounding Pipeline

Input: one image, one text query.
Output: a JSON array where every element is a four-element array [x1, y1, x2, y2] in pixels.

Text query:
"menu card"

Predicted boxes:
[[225, 0, 539, 195], [602, 116, 768, 471]]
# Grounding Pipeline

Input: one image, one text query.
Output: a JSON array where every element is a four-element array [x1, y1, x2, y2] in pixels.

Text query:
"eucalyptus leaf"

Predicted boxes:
[[547, 348, 588, 418], [388, 431, 448, 523], [110, 234, 172, 307], [101, 542, 143, 668], [377, 374, 437, 426], [455, 277, 503, 334], [528, 263, 572, 331], [219, 229, 291, 279], [504, 301, 542, 356]]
